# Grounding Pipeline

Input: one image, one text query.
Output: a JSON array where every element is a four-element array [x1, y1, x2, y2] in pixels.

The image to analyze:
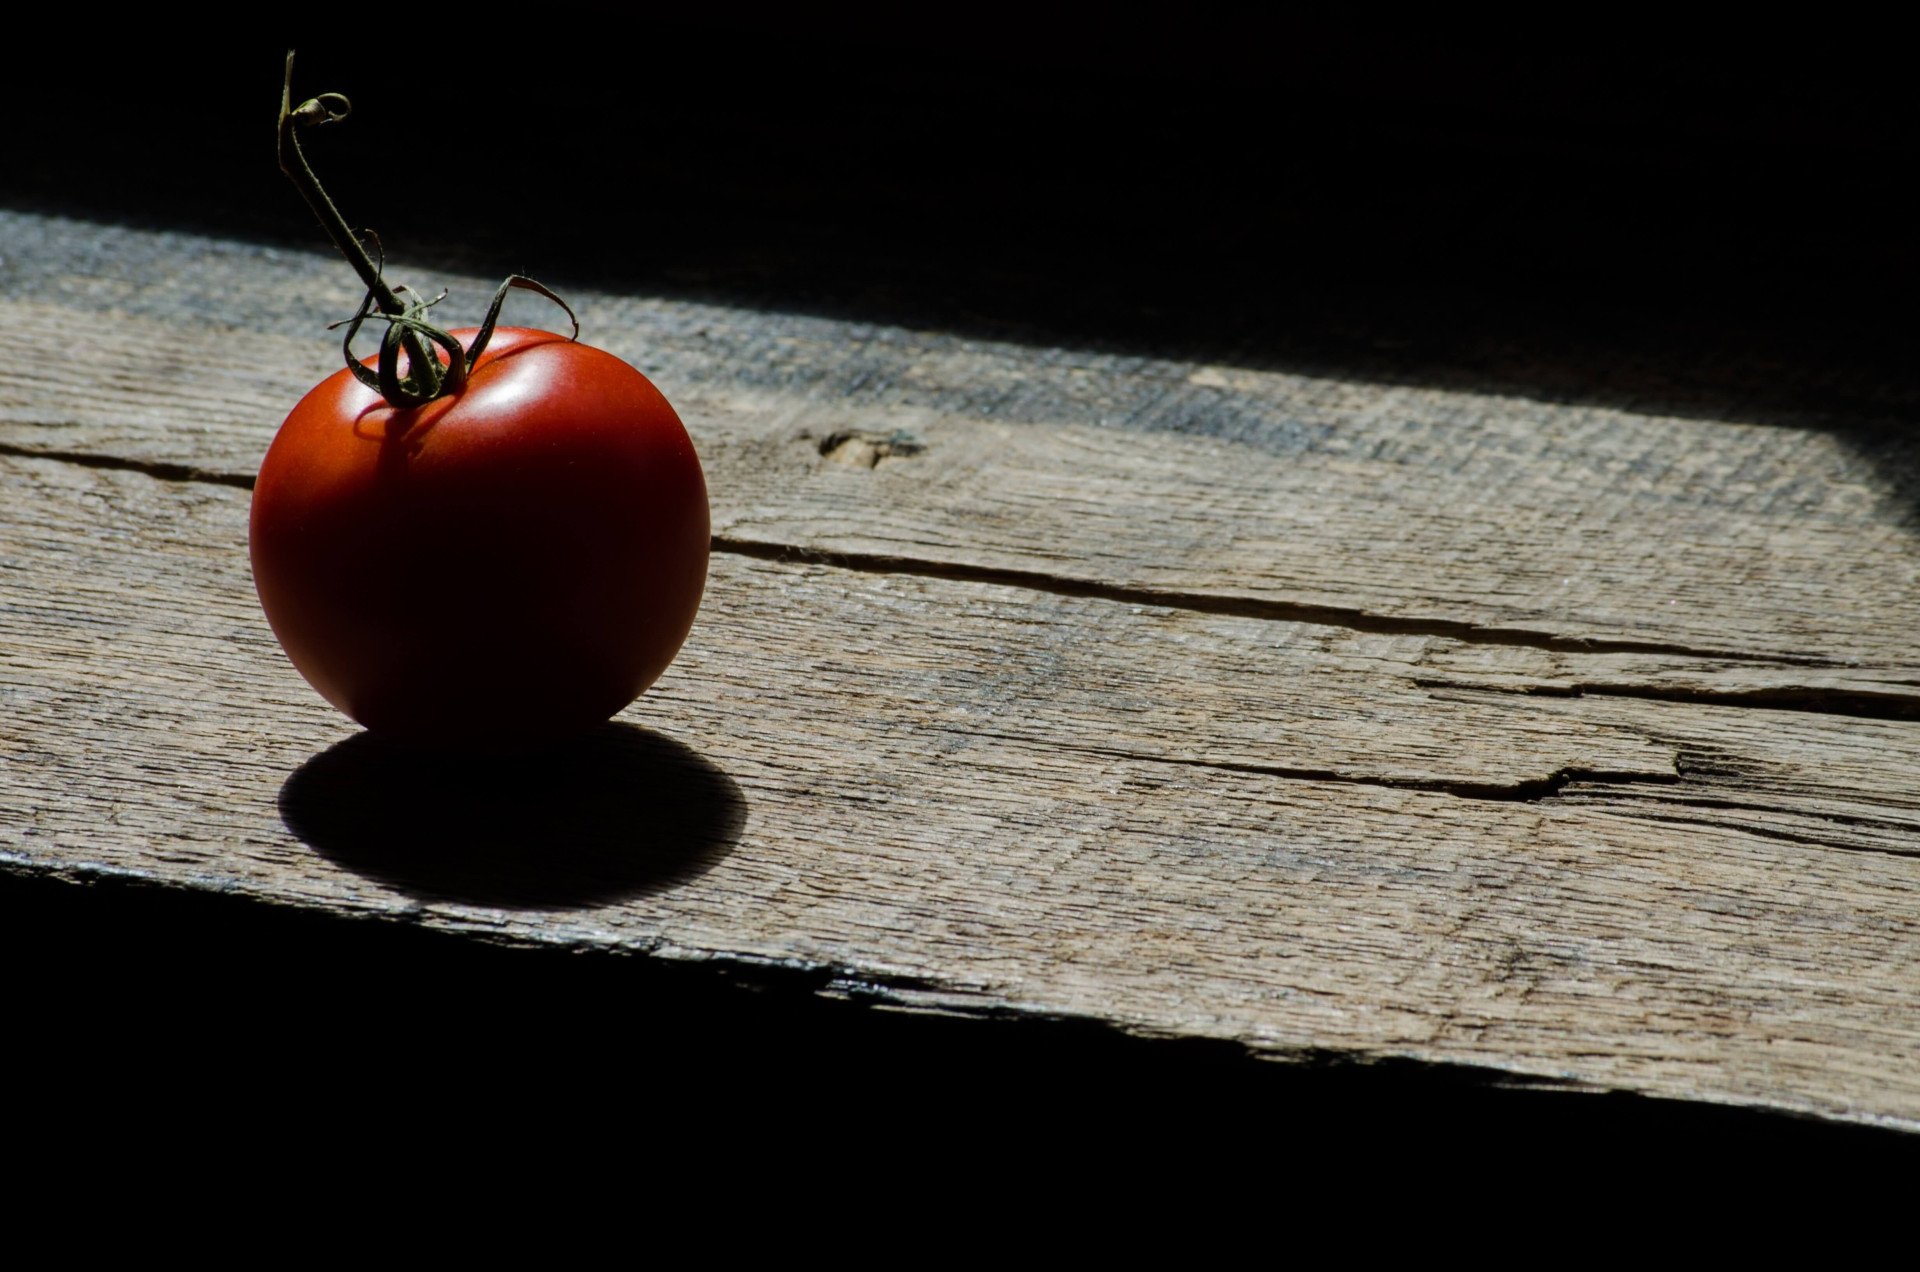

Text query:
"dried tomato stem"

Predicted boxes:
[[277, 54, 406, 318], [277, 51, 441, 402]]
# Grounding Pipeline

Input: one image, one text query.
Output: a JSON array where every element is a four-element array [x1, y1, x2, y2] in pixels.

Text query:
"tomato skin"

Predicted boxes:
[[250, 327, 709, 751]]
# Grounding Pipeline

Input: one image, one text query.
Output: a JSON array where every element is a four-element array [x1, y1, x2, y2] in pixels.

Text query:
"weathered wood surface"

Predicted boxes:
[[5, 210, 1920, 1127], [7, 211, 1920, 695]]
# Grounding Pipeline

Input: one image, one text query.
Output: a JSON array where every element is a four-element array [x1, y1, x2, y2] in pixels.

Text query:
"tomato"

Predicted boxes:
[[250, 326, 709, 751]]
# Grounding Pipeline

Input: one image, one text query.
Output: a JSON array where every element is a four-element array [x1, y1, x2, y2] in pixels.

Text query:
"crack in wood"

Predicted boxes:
[[1414, 676, 1920, 722], [1584, 809, 1920, 861], [962, 728, 1679, 803], [713, 536, 1845, 667], [0, 441, 254, 491], [1562, 788, 1920, 835]]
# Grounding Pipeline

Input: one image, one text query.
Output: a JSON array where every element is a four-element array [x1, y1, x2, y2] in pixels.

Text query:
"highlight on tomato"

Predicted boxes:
[[251, 53, 709, 752]]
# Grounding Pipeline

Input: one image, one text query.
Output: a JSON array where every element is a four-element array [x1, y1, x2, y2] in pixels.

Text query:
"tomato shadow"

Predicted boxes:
[[279, 721, 746, 910]]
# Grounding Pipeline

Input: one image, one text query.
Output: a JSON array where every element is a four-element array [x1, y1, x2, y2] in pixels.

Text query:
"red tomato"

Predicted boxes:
[[250, 326, 709, 751]]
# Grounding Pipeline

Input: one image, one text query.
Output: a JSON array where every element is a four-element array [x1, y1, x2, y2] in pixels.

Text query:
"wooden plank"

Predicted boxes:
[[5, 211, 1918, 714], [9, 208, 1920, 1124], [7, 452, 1920, 1127]]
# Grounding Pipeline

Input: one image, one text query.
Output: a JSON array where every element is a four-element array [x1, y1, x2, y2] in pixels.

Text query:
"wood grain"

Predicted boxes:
[[6, 453, 1920, 1127], [7, 208, 1920, 1128]]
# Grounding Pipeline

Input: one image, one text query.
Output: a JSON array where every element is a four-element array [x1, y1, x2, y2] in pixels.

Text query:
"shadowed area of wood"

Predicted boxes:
[[280, 723, 746, 910]]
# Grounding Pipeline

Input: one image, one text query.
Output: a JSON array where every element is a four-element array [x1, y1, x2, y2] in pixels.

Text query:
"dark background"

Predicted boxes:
[[14, 11, 1917, 426], [7, 11, 1917, 1166]]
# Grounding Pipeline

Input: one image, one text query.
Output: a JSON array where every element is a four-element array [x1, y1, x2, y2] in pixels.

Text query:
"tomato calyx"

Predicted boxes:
[[276, 52, 579, 411], [328, 264, 580, 409]]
